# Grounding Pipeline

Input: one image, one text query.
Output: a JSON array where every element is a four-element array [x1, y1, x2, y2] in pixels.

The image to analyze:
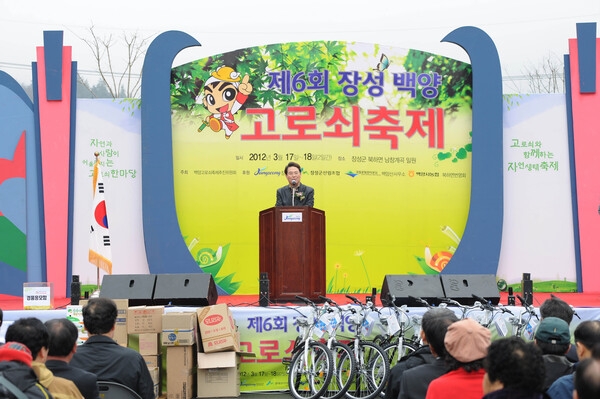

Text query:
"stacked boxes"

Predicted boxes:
[[166, 345, 196, 399], [127, 305, 164, 399], [162, 312, 198, 347], [196, 304, 239, 353], [162, 312, 198, 399], [197, 351, 242, 398], [195, 303, 247, 398]]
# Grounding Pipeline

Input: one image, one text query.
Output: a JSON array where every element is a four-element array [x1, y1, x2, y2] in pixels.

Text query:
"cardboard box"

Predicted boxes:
[[66, 305, 87, 345], [167, 372, 195, 399], [148, 366, 161, 399], [167, 346, 196, 399], [196, 351, 240, 398], [142, 354, 162, 370], [114, 299, 129, 346], [139, 333, 161, 355], [162, 312, 198, 346], [127, 306, 164, 334], [196, 304, 239, 353]]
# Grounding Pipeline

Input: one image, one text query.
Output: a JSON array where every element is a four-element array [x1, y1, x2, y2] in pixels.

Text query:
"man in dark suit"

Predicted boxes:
[[44, 318, 100, 399], [70, 297, 154, 399], [398, 310, 458, 399], [275, 161, 314, 206]]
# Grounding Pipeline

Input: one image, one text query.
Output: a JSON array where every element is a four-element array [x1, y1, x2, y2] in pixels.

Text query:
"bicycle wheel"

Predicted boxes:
[[379, 341, 419, 398], [321, 341, 356, 399], [288, 340, 334, 399], [345, 341, 390, 399]]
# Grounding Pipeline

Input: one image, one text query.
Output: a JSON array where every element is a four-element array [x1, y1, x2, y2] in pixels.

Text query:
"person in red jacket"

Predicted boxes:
[[0, 341, 53, 399], [425, 317, 491, 399]]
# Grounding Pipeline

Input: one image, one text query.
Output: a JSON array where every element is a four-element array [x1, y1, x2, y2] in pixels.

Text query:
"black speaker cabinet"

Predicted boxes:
[[153, 273, 218, 306], [521, 274, 533, 306], [440, 274, 500, 305], [99, 274, 157, 306], [380, 275, 445, 307]]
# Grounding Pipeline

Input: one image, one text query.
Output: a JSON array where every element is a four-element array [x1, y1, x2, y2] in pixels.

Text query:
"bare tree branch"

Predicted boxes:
[[75, 24, 152, 98]]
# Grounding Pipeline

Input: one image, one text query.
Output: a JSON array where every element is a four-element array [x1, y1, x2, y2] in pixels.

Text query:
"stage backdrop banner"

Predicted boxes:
[[69, 46, 577, 295], [170, 41, 474, 295]]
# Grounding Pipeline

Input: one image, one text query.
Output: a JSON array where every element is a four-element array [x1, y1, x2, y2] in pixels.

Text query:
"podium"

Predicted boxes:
[[259, 207, 326, 302]]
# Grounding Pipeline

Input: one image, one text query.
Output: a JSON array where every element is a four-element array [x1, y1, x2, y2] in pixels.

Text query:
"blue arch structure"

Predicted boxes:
[[440, 27, 504, 275], [140, 32, 216, 278]]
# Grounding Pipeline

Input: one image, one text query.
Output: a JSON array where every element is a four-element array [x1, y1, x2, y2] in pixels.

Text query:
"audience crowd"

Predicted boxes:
[[0, 296, 600, 399]]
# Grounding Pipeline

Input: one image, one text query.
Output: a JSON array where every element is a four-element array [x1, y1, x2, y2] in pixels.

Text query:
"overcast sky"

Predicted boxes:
[[1, 0, 599, 92]]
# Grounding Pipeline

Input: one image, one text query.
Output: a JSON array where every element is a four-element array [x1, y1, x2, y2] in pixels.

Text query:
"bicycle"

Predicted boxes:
[[285, 295, 334, 399], [507, 294, 539, 339], [340, 294, 391, 399], [375, 293, 421, 369], [317, 295, 357, 399]]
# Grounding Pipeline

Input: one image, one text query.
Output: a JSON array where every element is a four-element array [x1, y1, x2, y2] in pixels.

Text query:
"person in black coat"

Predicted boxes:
[[385, 307, 459, 399], [398, 311, 458, 399], [45, 318, 100, 399]]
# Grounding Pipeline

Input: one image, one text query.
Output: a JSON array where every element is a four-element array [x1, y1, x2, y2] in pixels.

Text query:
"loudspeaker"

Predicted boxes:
[[153, 273, 218, 306], [440, 274, 500, 305], [521, 273, 533, 306], [259, 272, 269, 307], [100, 274, 157, 306], [71, 275, 81, 305], [380, 275, 445, 307]]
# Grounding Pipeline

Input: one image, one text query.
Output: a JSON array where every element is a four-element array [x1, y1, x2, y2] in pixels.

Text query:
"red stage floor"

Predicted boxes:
[[2, 291, 600, 311]]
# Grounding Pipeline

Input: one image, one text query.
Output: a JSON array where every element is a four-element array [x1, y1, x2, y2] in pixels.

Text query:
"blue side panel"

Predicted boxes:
[[564, 54, 583, 292], [440, 27, 503, 275], [576, 23, 597, 94], [32, 62, 48, 282], [43, 31, 64, 101], [66, 61, 78, 297], [140, 31, 205, 276]]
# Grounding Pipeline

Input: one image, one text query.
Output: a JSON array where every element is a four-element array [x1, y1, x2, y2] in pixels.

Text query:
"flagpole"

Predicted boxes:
[[94, 152, 100, 291], [89, 151, 113, 292]]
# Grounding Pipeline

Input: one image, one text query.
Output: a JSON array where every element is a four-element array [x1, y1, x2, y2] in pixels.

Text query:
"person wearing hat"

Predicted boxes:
[[539, 296, 578, 362], [0, 341, 53, 399], [6, 317, 83, 399], [425, 317, 491, 399], [533, 316, 574, 390]]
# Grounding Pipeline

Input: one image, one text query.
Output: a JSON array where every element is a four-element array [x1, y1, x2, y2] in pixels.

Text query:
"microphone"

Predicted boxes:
[[291, 183, 296, 206]]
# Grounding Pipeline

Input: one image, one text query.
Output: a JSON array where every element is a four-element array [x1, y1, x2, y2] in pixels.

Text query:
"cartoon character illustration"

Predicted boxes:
[[197, 66, 253, 139]]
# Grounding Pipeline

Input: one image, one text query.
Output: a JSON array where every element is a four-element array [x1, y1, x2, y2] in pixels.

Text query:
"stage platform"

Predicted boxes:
[[2, 290, 600, 394], [2, 291, 600, 311]]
